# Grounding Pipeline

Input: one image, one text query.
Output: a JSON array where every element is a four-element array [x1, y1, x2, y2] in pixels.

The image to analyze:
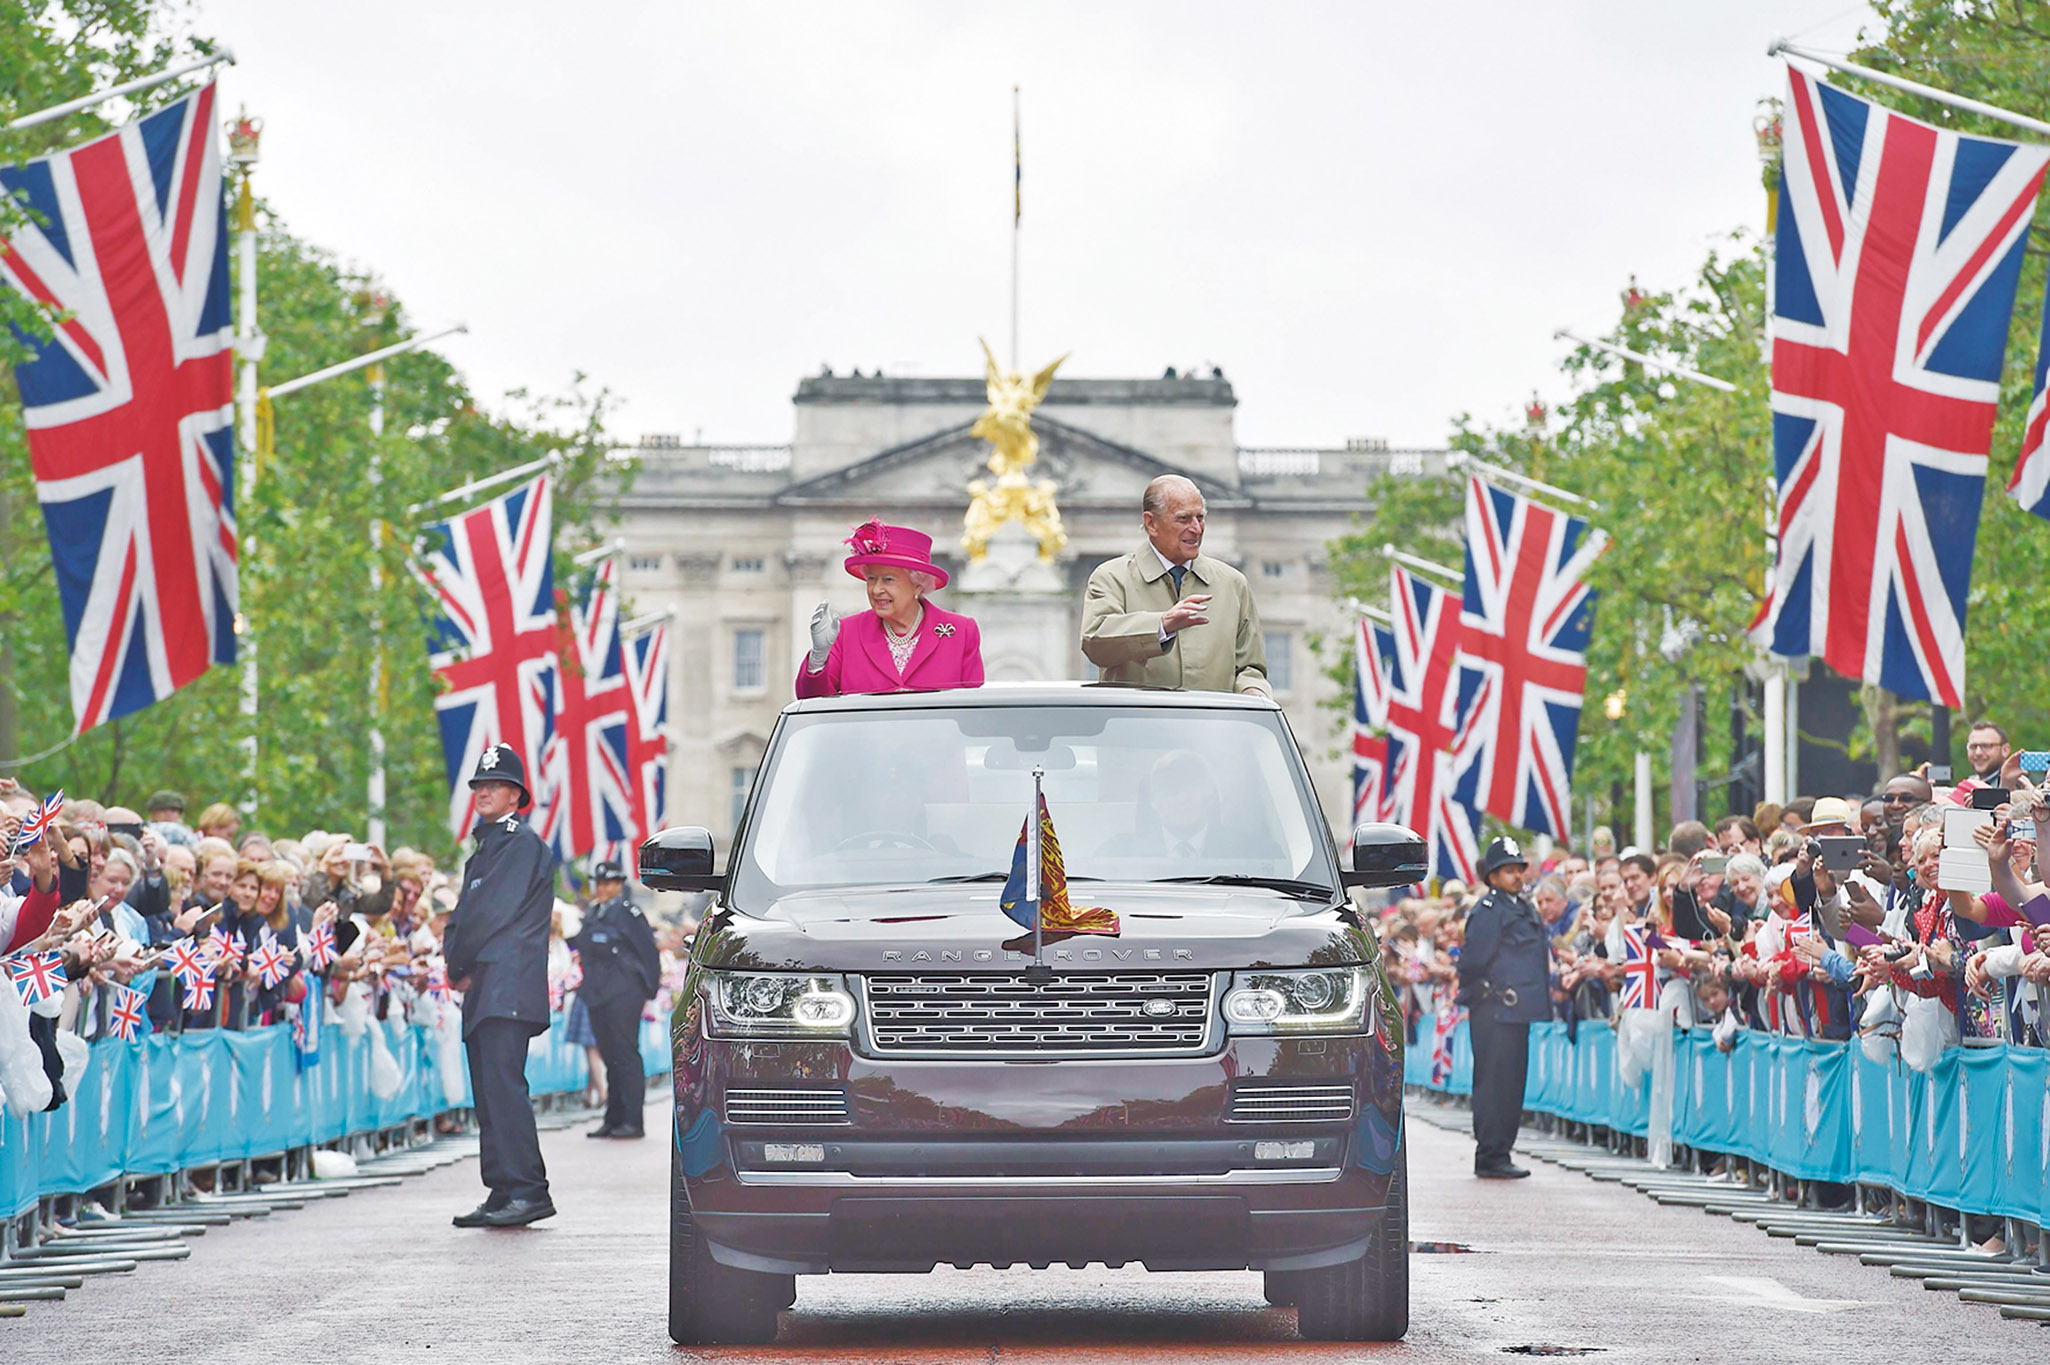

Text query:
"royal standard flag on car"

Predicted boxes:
[[999, 794, 1118, 936]]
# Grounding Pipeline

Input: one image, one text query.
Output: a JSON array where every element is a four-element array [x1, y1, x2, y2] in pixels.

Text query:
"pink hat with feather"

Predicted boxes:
[[841, 518, 949, 590]]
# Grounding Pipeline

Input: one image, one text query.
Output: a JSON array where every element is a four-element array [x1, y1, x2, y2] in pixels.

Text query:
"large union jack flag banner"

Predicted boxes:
[[622, 617, 671, 844], [1753, 69, 2049, 707], [1452, 475, 1604, 840], [533, 556, 637, 862], [413, 475, 559, 839], [2007, 272, 2050, 518], [1378, 565, 1480, 884], [1351, 617, 1394, 827], [0, 84, 237, 734]]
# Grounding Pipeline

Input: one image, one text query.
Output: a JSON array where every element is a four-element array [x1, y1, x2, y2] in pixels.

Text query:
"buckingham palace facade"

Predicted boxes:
[[603, 371, 1448, 842]]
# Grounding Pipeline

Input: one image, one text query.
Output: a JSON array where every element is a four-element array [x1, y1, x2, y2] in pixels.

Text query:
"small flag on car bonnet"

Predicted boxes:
[[999, 794, 1118, 936]]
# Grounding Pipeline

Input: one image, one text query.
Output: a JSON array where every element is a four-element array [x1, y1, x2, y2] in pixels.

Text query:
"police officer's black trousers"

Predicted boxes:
[[588, 995, 646, 1134], [467, 1018, 550, 1204], [1468, 1017, 1530, 1170]]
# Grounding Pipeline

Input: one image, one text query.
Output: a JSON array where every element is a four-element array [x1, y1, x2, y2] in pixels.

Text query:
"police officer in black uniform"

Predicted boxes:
[[1456, 836, 1551, 1180], [574, 858, 661, 1139], [444, 744, 559, 1228]]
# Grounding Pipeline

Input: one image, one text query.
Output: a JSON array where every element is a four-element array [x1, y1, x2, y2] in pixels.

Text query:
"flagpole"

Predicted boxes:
[[407, 450, 565, 515], [1552, 328, 1737, 395], [1380, 543, 1463, 587], [1769, 39, 2050, 141], [1025, 764, 1051, 984], [5, 48, 236, 131], [1010, 85, 1021, 373], [1447, 453, 1602, 512]]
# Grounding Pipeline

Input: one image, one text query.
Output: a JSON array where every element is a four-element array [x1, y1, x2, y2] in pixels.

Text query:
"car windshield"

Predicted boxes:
[[734, 704, 1334, 903]]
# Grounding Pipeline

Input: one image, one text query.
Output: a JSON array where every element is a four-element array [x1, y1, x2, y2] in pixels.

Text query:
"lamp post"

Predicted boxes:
[[362, 290, 393, 848], [227, 106, 264, 820]]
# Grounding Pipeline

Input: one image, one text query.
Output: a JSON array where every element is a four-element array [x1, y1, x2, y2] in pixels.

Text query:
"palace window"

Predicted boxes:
[[628, 554, 664, 573], [730, 765, 755, 830], [731, 556, 765, 573], [1262, 631, 1293, 693], [732, 629, 764, 691], [1261, 560, 1289, 578]]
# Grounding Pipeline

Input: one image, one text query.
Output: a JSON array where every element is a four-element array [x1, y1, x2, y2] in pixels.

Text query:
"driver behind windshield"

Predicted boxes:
[[1100, 750, 1281, 863]]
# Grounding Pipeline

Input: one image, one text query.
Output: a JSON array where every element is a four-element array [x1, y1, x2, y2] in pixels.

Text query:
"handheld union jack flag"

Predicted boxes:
[[1377, 565, 1480, 884], [413, 474, 559, 839], [9, 789, 64, 854], [1428, 1003, 1466, 1087], [164, 936, 212, 987], [1452, 475, 1604, 839], [6, 950, 68, 1006], [2008, 273, 2050, 518], [306, 920, 336, 970], [424, 963, 449, 1000], [1351, 617, 1394, 827], [533, 556, 637, 861], [208, 926, 244, 975], [1617, 925, 1658, 1011], [181, 973, 215, 1012], [0, 84, 237, 734], [1754, 69, 2050, 708], [251, 938, 293, 989], [622, 617, 671, 841], [106, 983, 146, 1040]]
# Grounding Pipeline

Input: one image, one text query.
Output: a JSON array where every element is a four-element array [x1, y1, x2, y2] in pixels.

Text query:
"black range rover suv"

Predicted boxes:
[[640, 684, 1424, 1344]]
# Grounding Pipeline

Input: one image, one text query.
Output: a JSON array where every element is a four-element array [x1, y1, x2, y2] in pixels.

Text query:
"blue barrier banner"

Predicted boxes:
[[0, 1013, 670, 1218], [1415, 1017, 2050, 1227]]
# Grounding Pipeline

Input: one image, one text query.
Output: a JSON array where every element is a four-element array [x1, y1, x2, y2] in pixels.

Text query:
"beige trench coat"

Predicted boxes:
[[1079, 547, 1268, 694]]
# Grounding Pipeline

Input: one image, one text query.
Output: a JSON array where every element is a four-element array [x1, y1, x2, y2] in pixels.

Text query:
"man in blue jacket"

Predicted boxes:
[[444, 743, 558, 1228], [1457, 836, 1551, 1179]]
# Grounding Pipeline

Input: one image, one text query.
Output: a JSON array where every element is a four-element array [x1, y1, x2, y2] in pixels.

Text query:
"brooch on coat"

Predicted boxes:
[[934, 622, 956, 638]]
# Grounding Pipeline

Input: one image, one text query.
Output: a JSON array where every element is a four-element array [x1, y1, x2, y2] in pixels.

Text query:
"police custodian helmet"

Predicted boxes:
[[1479, 835, 1528, 878], [591, 858, 627, 882], [468, 742, 532, 809]]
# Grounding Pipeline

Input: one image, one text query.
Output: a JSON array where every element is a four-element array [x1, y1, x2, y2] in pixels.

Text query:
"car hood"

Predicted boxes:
[[691, 884, 1374, 973]]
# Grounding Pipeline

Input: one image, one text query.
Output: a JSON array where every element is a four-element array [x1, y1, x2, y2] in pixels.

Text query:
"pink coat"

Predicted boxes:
[[794, 605, 985, 698]]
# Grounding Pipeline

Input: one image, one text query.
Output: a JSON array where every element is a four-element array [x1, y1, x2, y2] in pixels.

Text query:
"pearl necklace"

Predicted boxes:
[[884, 606, 924, 674]]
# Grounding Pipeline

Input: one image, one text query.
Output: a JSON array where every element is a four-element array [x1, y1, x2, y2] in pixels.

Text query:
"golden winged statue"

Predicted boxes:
[[963, 340, 1069, 562]]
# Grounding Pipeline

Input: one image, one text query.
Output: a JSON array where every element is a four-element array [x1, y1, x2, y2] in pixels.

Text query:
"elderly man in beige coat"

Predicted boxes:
[[1081, 475, 1269, 694]]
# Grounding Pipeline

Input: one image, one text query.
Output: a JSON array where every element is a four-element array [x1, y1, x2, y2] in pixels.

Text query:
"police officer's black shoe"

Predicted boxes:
[[452, 1199, 504, 1227], [607, 1128, 645, 1139], [478, 1197, 557, 1227], [586, 1125, 620, 1138], [1474, 1161, 1531, 1180]]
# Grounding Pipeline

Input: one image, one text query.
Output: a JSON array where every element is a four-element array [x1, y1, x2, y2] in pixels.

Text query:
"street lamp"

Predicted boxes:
[[227, 105, 265, 819]]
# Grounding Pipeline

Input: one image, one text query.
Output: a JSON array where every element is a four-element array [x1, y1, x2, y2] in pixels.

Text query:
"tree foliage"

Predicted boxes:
[[0, 2, 629, 858]]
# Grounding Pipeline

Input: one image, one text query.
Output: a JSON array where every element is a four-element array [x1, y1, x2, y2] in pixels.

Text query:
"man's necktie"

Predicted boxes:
[[1169, 564, 1186, 599]]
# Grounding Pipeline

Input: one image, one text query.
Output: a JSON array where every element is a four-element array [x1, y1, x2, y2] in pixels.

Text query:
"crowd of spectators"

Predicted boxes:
[[0, 781, 694, 1131], [1380, 720, 2050, 1069]]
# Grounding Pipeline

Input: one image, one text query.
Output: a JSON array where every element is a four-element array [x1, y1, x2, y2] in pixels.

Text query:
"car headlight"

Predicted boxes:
[[1222, 967, 1374, 1035], [704, 972, 856, 1037]]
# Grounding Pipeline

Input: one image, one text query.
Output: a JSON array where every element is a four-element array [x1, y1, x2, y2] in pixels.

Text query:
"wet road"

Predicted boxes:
[[10, 1091, 2047, 1361]]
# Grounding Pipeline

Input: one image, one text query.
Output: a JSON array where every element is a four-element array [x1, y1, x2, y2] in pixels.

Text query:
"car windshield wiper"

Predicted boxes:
[[925, 872, 1105, 884], [1152, 875, 1337, 899]]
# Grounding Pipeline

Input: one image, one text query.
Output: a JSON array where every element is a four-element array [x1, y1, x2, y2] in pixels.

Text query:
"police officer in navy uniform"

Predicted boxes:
[[1456, 836, 1550, 1180], [573, 858, 661, 1139], [445, 743, 559, 1227]]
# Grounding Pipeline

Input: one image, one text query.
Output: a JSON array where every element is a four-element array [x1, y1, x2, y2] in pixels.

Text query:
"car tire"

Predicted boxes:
[[670, 1142, 789, 1344], [1262, 1269, 1303, 1306], [1294, 1142, 1408, 1341]]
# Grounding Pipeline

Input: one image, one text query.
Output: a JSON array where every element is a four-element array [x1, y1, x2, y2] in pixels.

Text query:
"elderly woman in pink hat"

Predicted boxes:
[[796, 519, 985, 697]]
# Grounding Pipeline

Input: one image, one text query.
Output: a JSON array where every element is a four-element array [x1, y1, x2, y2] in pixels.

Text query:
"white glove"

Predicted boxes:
[[807, 601, 842, 672]]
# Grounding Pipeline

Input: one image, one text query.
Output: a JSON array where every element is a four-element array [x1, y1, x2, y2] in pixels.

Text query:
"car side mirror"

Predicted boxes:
[[638, 826, 721, 894], [1342, 822, 1428, 889]]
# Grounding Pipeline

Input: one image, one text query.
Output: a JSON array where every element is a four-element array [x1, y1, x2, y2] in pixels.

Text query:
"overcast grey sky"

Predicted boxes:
[[194, 0, 1876, 449]]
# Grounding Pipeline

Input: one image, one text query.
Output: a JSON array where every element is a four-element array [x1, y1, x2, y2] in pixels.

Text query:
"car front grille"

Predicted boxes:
[[724, 1086, 851, 1126], [861, 972, 1216, 1057], [1226, 1082, 1355, 1124]]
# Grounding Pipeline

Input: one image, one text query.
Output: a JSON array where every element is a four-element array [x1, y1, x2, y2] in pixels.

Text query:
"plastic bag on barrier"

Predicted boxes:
[[435, 1003, 466, 1107], [1616, 1007, 1659, 1087], [335, 983, 370, 1040], [1899, 992, 1958, 1073], [1857, 987, 1902, 1065], [0, 963, 53, 1116], [54, 1030, 90, 1097], [367, 1016, 401, 1100]]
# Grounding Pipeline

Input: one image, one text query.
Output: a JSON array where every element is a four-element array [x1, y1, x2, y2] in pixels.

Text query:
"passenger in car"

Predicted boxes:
[[1099, 750, 1284, 862], [797, 519, 985, 697]]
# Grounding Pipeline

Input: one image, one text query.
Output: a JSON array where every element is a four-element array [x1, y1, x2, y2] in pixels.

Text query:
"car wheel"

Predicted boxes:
[[1294, 1141, 1408, 1341], [1262, 1269, 1303, 1306], [670, 1141, 789, 1344]]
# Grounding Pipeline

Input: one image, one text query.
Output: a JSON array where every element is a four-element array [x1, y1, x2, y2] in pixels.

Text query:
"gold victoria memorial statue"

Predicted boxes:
[[962, 340, 1068, 562]]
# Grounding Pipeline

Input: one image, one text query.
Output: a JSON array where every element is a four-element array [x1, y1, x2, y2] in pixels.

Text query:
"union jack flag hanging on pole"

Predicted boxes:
[[622, 617, 671, 843], [533, 556, 637, 861], [1351, 617, 1394, 827], [1753, 68, 2049, 707], [1452, 475, 1604, 840], [413, 475, 560, 839], [2007, 272, 2050, 518], [0, 83, 237, 735], [1379, 565, 1480, 884]]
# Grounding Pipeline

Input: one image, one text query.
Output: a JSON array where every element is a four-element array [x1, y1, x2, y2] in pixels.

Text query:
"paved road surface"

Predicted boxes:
[[10, 1093, 2047, 1361]]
